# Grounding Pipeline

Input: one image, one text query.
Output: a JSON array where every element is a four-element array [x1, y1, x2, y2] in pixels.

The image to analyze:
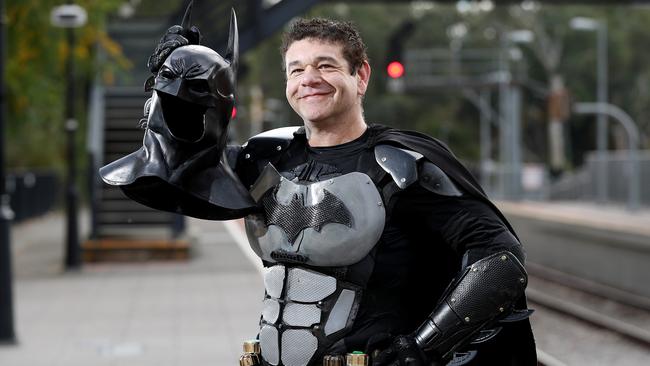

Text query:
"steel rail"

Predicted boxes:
[[526, 261, 650, 311], [526, 287, 650, 347]]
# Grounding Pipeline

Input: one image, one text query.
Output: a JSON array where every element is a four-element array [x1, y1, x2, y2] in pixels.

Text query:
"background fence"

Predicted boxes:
[[549, 150, 650, 206], [6, 170, 60, 223]]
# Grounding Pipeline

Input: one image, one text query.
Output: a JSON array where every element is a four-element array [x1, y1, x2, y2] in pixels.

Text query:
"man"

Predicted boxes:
[[101, 10, 536, 366]]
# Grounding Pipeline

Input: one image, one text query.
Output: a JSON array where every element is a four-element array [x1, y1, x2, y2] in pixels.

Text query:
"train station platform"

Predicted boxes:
[[498, 200, 650, 299], [0, 201, 648, 365], [498, 200, 650, 239]]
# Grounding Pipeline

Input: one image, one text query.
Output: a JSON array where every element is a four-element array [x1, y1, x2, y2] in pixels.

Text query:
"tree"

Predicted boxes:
[[5, 0, 129, 169]]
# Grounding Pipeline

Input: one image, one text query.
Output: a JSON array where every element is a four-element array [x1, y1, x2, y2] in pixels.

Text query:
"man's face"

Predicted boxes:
[[284, 38, 368, 125]]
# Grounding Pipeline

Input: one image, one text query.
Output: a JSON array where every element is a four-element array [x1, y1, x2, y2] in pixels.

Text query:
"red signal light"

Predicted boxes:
[[387, 61, 405, 79], [231, 106, 237, 119]]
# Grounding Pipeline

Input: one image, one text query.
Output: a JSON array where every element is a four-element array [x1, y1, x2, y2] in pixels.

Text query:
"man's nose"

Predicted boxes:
[[300, 65, 322, 85]]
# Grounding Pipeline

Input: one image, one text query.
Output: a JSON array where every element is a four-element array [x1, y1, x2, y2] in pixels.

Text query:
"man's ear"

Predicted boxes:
[[357, 60, 371, 96]]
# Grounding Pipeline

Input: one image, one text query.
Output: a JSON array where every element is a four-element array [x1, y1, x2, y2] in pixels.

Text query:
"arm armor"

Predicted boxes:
[[414, 251, 527, 359]]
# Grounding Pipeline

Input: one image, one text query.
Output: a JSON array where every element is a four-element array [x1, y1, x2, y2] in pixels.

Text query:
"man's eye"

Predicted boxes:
[[318, 64, 333, 69], [289, 69, 304, 76]]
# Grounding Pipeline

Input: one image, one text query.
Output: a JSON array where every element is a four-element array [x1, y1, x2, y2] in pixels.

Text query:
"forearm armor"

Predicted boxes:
[[414, 251, 527, 359]]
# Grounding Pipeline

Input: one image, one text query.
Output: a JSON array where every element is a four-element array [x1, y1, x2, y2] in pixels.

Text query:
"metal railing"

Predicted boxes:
[[6, 170, 60, 223], [547, 150, 650, 207]]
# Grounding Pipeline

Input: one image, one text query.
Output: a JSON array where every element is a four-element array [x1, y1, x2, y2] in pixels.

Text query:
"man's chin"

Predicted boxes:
[[297, 108, 331, 123], [300, 113, 332, 125]]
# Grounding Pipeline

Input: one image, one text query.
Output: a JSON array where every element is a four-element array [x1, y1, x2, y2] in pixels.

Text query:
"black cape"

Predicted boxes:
[[360, 125, 537, 365]]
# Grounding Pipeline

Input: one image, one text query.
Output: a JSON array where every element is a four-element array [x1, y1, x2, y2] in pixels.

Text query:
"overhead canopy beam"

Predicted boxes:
[[166, 0, 639, 57]]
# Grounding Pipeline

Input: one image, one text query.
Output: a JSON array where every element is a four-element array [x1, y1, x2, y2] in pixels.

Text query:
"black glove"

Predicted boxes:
[[147, 24, 202, 74], [371, 335, 443, 366]]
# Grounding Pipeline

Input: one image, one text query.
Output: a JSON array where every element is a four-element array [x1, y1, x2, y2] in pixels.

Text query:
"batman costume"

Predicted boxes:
[[100, 6, 536, 366]]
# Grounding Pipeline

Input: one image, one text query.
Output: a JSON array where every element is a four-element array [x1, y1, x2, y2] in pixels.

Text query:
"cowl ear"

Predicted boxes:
[[216, 8, 238, 98], [224, 8, 239, 78], [180, 0, 194, 30]]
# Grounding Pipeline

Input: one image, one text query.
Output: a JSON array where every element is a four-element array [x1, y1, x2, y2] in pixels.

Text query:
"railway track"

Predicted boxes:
[[526, 262, 650, 366]]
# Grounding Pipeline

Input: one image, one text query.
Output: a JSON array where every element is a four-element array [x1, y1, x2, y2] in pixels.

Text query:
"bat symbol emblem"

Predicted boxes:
[[262, 188, 353, 243]]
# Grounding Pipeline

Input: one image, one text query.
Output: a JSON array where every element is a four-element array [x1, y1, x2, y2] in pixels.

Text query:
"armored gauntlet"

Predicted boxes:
[[414, 251, 528, 360]]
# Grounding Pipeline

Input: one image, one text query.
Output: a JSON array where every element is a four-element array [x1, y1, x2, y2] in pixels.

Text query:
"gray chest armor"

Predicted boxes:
[[245, 164, 386, 267]]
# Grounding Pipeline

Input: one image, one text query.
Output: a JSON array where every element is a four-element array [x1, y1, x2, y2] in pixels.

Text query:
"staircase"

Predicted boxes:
[[86, 86, 188, 261], [85, 16, 188, 261]]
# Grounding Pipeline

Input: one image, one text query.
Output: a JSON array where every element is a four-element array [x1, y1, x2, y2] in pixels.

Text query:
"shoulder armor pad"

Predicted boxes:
[[374, 145, 423, 189], [241, 126, 301, 162], [419, 161, 463, 197]]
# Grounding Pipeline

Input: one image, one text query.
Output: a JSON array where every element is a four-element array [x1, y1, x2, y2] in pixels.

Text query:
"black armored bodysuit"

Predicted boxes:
[[231, 125, 536, 365]]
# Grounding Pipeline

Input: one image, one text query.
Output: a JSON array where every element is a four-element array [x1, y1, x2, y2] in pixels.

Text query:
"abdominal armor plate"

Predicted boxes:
[[259, 264, 363, 366], [244, 165, 386, 267]]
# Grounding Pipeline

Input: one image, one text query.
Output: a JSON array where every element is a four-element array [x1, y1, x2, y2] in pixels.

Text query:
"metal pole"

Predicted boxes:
[[64, 6, 80, 270], [573, 102, 640, 210], [510, 84, 523, 200], [479, 90, 491, 192], [596, 23, 609, 203], [0, 0, 17, 343], [249, 85, 264, 136], [498, 38, 510, 199]]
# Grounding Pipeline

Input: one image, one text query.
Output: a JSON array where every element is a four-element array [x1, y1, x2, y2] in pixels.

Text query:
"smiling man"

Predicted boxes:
[[101, 14, 536, 366]]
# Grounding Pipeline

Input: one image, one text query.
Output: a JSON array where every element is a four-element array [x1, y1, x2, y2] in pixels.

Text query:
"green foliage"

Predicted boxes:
[[5, 0, 128, 169], [132, 0, 180, 17]]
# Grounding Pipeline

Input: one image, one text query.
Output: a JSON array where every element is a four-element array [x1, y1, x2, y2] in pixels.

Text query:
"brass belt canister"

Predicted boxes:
[[323, 354, 345, 366], [239, 340, 261, 366], [346, 351, 369, 366]]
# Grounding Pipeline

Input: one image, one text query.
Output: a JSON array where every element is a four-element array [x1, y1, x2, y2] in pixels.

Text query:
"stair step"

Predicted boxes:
[[98, 200, 159, 211], [105, 130, 144, 141], [105, 109, 144, 120], [103, 142, 143, 153], [105, 97, 146, 104], [83, 238, 190, 262]]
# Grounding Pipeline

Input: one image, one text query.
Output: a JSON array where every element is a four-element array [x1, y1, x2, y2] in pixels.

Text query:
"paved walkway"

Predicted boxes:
[[1, 213, 263, 366]]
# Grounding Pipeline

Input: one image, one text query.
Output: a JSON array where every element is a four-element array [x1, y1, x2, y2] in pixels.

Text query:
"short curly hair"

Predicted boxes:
[[280, 18, 368, 74]]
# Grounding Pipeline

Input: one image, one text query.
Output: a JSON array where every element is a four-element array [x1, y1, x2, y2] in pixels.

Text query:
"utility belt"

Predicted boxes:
[[239, 339, 477, 366], [239, 340, 370, 366]]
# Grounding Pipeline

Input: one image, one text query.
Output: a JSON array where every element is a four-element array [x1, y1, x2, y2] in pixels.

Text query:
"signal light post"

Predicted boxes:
[[385, 21, 415, 93], [386, 61, 405, 79], [0, 0, 16, 344], [51, 3, 87, 270]]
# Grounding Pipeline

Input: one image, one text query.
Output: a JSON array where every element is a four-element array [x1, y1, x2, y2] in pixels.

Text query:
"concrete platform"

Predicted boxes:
[[498, 201, 650, 298], [1, 213, 263, 366]]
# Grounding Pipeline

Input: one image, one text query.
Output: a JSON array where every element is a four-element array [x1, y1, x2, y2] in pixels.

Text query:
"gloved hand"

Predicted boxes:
[[371, 334, 443, 366], [147, 24, 202, 74]]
